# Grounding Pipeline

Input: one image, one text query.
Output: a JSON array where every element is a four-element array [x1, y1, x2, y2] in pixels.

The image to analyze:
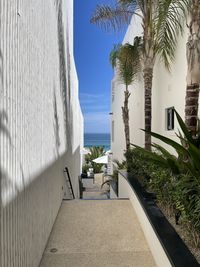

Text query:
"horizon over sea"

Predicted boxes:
[[84, 133, 110, 151]]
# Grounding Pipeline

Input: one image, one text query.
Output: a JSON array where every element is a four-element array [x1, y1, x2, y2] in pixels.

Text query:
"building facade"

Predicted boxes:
[[111, 15, 198, 161], [0, 1, 83, 266]]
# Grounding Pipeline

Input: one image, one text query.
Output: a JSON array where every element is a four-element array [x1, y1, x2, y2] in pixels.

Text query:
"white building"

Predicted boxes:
[[111, 15, 198, 162], [0, 1, 83, 266]]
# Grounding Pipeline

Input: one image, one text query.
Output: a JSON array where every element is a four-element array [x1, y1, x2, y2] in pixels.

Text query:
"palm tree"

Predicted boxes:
[[91, 0, 188, 150], [156, 0, 200, 135], [110, 38, 141, 150], [184, 0, 200, 135]]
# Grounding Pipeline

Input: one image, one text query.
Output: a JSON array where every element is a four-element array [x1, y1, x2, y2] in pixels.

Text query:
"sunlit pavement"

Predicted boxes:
[[40, 200, 157, 267]]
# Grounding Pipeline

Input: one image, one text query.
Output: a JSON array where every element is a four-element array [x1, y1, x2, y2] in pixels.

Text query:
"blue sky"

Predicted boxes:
[[74, 0, 125, 133]]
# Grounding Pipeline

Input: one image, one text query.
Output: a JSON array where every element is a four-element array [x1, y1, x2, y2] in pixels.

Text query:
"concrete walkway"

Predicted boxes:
[[40, 200, 157, 267]]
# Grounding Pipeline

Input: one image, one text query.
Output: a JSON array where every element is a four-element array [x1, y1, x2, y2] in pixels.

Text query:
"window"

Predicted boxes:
[[166, 107, 174, 130]]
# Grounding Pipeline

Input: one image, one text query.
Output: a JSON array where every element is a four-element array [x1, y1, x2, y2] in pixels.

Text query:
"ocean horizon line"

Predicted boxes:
[[84, 133, 110, 151], [84, 132, 110, 135]]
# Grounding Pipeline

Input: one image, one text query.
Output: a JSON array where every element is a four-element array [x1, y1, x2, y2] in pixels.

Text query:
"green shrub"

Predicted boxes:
[[85, 146, 105, 173], [126, 148, 160, 187], [112, 158, 127, 180], [82, 164, 90, 174], [173, 174, 200, 246], [126, 110, 200, 247], [126, 147, 200, 246], [102, 159, 127, 195]]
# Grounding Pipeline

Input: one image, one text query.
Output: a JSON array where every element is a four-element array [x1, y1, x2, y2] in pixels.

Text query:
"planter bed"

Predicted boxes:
[[118, 170, 199, 267]]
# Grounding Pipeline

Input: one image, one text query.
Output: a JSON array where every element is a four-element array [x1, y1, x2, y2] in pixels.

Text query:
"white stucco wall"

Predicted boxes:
[[152, 28, 189, 153], [118, 172, 172, 267], [111, 14, 199, 160], [111, 15, 144, 161], [0, 1, 83, 267], [63, 0, 84, 198]]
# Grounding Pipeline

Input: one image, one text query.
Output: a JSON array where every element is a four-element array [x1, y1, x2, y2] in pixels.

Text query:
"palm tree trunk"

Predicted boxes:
[[143, 67, 153, 150], [122, 85, 131, 150], [185, 0, 200, 135], [185, 84, 199, 135]]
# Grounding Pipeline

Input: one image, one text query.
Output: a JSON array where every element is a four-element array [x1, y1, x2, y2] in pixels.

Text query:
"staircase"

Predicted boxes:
[[81, 173, 110, 200], [39, 173, 157, 266]]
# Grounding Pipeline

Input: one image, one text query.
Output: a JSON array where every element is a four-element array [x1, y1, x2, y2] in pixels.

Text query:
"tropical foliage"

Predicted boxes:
[[101, 158, 127, 195], [109, 38, 141, 149], [127, 110, 200, 247], [155, 0, 200, 135], [91, 0, 188, 149], [112, 158, 127, 181], [132, 109, 200, 177], [127, 147, 200, 247], [85, 146, 105, 173], [185, 0, 200, 134]]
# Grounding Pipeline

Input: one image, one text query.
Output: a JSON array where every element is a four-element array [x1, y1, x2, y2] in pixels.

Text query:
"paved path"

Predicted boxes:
[[40, 200, 157, 267]]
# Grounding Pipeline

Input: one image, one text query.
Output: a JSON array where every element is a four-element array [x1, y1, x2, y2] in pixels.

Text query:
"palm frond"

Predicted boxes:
[[131, 144, 170, 168], [109, 44, 121, 68], [174, 109, 195, 144], [111, 36, 142, 86], [113, 158, 127, 169], [118, 46, 138, 85], [123, 36, 143, 72], [118, 0, 137, 6], [141, 128, 189, 157], [101, 179, 113, 189], [90, 4, 135, 32], [155, 0, 189, 70], [117, 0, 140, 12], [188, 142, 200, 172], [196, 119, 200, 148], [152, 143, 181, 174], [119, 59, 135, 85]]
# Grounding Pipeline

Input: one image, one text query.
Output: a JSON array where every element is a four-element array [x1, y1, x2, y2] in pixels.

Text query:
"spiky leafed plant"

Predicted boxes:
[[130, 110, 200, 246], [110, 38, 141, 150], [131, 109, 200, 178], [85, 146, 105, 173], [91, 0, 189, 150]]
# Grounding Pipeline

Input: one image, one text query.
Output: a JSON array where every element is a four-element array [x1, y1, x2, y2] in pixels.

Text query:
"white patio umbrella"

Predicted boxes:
[[92, 155, 108, 164], [82, 147, 90, 155], [105, 150, 111, 155]]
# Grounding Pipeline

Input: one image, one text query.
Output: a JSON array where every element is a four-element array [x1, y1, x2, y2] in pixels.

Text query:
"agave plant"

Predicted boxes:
[[130, 110, 200, 245], [131, 109, 200, 179]]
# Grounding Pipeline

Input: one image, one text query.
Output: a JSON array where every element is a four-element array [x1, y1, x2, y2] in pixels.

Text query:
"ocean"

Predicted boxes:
[[84, 133, 110, 151]]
